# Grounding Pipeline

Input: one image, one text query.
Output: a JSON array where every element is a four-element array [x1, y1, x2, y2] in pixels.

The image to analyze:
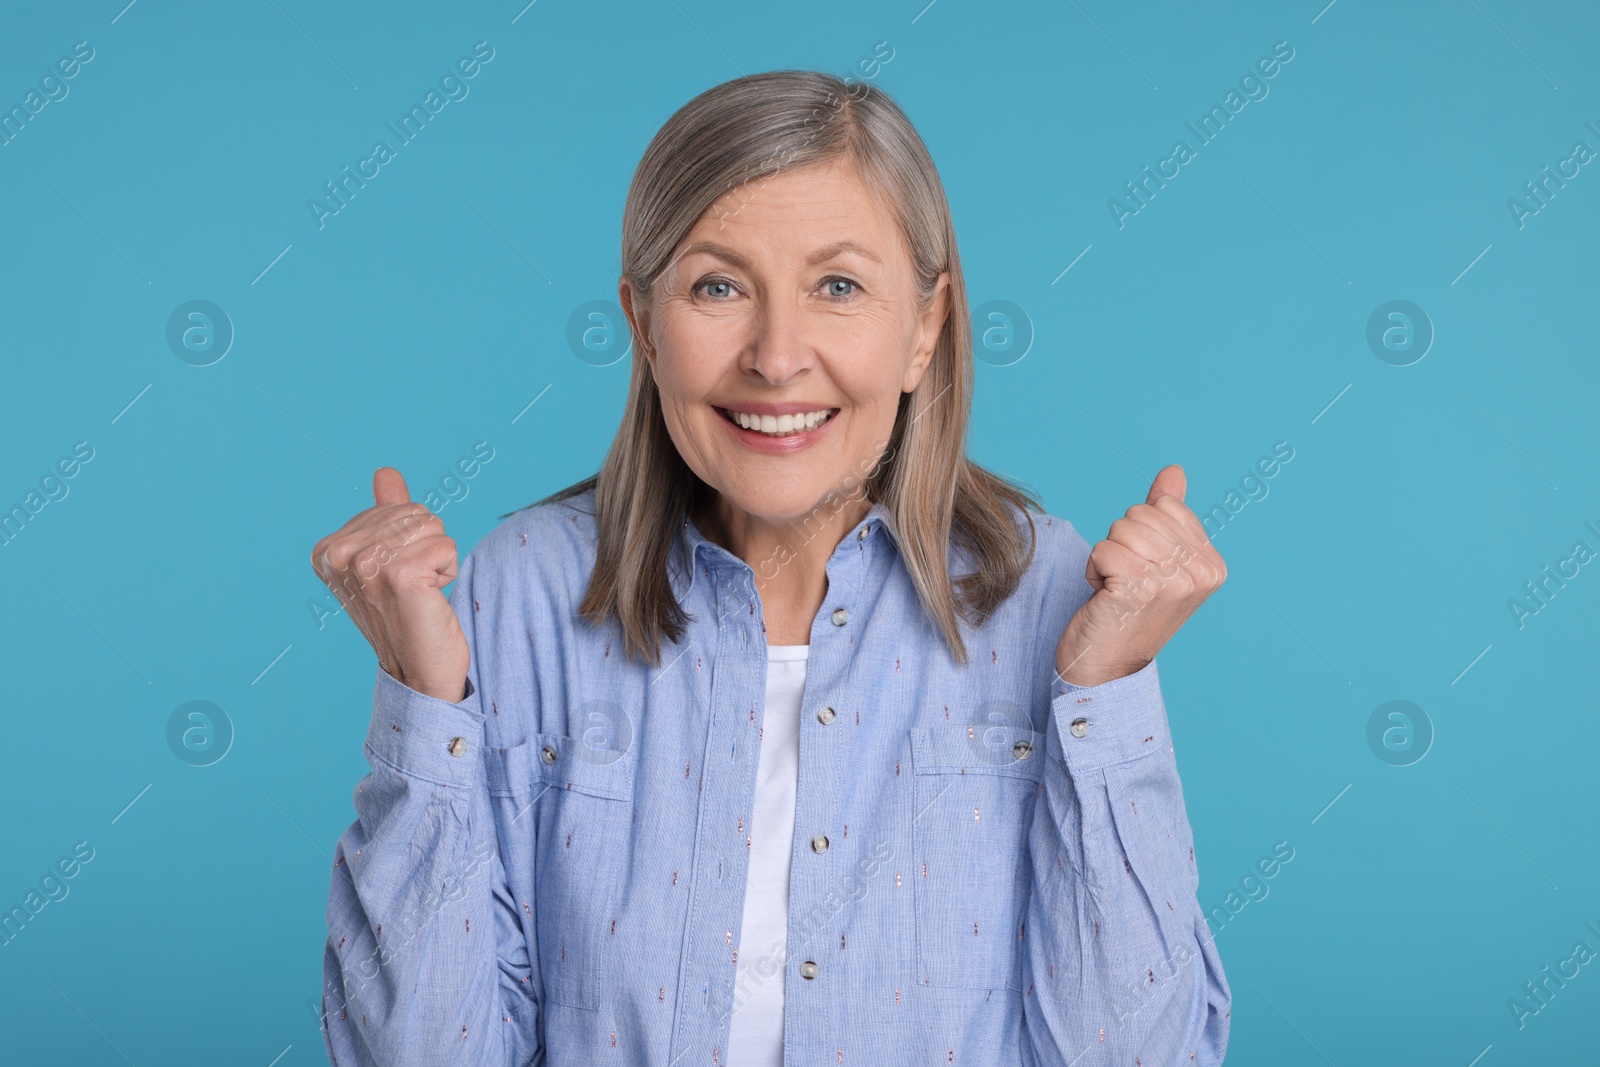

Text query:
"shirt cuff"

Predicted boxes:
[[363, 666, 487, 788], [1048, 657, 1171, 773]]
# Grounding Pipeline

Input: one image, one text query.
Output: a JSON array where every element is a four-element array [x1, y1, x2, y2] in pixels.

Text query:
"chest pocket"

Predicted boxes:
[[487, 732, 635, 1012], [909, 720, 1046, 991]]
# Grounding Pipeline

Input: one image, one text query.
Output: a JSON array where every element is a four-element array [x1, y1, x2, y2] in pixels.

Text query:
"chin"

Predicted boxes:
[[712, 478, 830, 524]]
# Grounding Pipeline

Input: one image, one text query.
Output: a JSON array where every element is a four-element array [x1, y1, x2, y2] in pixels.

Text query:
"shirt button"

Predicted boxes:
[[830, 608, 849, 627], [540, 744, 559, 764], [856, 525, 868, 541], [817, 706, 836, 725], [1012, 739, 1032, 760], [448, 737, 468, 757], [1069, 718, 1090, 739], [811, 833, 829, 853], [799, 960, 819, 979]]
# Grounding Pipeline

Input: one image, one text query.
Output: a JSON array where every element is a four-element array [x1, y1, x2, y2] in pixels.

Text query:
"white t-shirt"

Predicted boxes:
[[726, 643, 808, 1067]]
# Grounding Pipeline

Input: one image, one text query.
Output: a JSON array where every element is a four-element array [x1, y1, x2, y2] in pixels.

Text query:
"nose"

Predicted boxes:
[[744, 293, 813, 384]]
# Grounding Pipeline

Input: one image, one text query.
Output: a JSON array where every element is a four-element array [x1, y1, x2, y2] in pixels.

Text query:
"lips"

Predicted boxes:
[[716, 406, 837, 437], [713, 404, 840, 453]]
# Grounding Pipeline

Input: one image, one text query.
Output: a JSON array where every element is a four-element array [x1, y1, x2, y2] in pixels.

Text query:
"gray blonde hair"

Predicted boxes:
[[521, 69, 1042, 667]]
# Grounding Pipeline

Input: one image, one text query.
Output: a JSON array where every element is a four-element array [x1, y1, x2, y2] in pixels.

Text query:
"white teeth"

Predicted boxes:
[[729, 408, 834, 437]]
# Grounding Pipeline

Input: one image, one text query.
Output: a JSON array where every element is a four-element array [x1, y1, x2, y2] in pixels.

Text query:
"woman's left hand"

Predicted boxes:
[[1054, 464, 1227, 688]]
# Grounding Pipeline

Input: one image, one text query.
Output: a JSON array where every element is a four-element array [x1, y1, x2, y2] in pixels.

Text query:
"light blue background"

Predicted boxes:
[[2, 1, 1596, 1063]]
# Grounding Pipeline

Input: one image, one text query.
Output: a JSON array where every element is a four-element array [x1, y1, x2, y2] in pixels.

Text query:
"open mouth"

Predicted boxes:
[[715, 407, 839, 439]]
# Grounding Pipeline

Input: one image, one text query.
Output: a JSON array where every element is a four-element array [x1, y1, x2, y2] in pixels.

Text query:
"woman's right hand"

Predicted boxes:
[[310, 467, 471, 702]]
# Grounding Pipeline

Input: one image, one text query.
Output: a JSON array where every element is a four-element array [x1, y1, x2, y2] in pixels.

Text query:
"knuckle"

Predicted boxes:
[[397, 502, 432, 523], [1153, 495, 1187, 518], [1128, 502, 1160, 520], [396, 511, 443, 544], [324, 536, 356, 572]]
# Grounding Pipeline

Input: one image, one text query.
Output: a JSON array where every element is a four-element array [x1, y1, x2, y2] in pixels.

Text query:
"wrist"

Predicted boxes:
[[1055, 656, 1151, 688], [413, 678, 470, 703], [390, 663, 469, 703]]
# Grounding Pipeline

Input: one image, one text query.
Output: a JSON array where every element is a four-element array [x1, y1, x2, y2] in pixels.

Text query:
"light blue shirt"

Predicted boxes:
[[320, 485, 1231, 1066]]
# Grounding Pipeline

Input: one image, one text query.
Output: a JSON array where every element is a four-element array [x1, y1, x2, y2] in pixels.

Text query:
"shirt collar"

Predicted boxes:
[[668, 496, 896, 603]]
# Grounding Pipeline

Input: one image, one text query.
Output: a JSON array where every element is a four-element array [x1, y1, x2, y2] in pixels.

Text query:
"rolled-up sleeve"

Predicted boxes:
[[1020, 657, 1231, 1067], [320, 546, 540, 1067]]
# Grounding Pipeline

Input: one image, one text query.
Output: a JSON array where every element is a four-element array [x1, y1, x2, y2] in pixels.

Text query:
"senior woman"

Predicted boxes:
[[314, 70, 1231, 1066]]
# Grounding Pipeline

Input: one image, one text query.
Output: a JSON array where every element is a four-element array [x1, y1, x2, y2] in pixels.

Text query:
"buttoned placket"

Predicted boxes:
[[666, 547, 764, 1064], [665, 512, 886, 1067], [777, 521, 874, 1065]]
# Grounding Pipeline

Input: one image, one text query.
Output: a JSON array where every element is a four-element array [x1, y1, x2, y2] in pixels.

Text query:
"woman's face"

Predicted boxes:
[[625, 157, 950, 529]]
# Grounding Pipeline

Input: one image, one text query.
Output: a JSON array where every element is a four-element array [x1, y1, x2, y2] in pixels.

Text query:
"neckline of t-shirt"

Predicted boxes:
[[767, 643, 810, 661]]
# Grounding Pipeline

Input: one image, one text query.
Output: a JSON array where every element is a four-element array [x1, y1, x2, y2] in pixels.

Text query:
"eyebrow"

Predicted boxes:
[[677, 239, 882, 269]]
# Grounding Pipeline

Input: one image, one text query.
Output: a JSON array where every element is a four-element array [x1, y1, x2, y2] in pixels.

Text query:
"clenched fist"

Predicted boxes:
[[310, 467, 470, 702], [1055, 464, 1226, 688]]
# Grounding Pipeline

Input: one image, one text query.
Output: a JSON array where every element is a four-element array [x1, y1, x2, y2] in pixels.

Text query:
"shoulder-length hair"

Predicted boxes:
[[517, 69, 1042, 667]]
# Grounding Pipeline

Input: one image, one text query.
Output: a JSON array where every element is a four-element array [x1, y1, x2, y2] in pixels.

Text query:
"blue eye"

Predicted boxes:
[[695, 276, 858, 300]]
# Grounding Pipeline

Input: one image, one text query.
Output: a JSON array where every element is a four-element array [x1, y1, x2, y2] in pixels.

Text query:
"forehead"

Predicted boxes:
[[687, 158, 901, 256]]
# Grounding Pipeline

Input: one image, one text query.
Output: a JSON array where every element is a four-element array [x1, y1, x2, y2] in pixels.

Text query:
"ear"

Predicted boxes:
[[619, 275, 654, 370], [902, 271, 950, 393]]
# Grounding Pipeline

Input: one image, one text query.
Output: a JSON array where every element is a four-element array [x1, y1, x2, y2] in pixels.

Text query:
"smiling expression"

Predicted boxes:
[[624, 157, 950, 527]]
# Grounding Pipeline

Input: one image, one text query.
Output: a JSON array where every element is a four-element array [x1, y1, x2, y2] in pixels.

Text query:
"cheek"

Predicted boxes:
[[840, 309, 919, 390], [654, 311, 733, 397], [651, 356, 693, 408], [650, 342, 709, 410], [656, 380, 712, 451], [650, 352, 726, 463], [833, 357, 907, 430]]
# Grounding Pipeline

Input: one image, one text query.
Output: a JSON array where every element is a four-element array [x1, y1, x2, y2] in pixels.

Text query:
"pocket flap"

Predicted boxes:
[[487, 733, 634, 801], [910, 721, 1047, 782]]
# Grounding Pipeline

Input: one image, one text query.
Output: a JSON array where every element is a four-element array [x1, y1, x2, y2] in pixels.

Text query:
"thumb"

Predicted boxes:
[[373, 466, 412, 506], [1146, 463, 1186, 505]]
